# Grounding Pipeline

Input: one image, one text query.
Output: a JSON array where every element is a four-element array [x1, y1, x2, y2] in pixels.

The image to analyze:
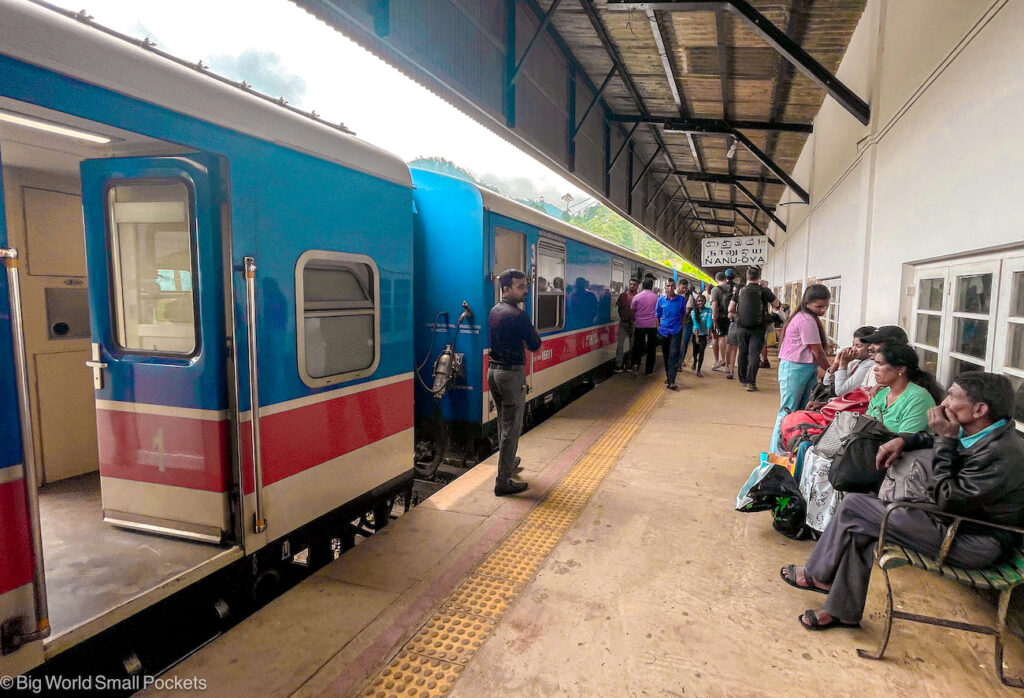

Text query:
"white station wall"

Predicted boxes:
[[766, 0, 1023, 342]]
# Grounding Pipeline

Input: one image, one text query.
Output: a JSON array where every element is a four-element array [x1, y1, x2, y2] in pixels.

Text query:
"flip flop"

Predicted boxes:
[[780, 565, 828, 595], [798, 609, 859, 631]]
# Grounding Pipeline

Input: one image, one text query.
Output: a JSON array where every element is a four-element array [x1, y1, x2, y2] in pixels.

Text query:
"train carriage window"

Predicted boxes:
[[296, 251, 381, 387], [536, 241, 566, 332], [107, 181, 197, 354]]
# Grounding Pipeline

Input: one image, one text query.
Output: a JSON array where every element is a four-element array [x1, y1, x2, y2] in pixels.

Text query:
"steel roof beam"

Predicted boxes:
[[734, 181, 786, 232], [609, 115, 813, 133], [684, 199, 772, 212], [607, 0, 871, 125], [607, 121, 641, 172], [579, 0, 706, 239], [509, 0, 563, 86], [673, 171, 777, 185], [631, 146, 663, 194], [572, 66, 618, 138], [734, 207, 765, 236]]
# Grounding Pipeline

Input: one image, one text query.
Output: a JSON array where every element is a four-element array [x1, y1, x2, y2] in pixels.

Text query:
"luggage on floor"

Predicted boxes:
[[736, 452, 802, 512]]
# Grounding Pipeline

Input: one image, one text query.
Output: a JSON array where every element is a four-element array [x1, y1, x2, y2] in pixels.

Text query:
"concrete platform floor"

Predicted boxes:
[[149, 356, 1024, 697]]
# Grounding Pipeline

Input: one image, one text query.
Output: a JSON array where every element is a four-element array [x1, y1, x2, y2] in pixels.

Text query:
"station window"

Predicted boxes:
[[821, 277, 841, 349], [909, 253, 1024, 432], [536, 241, 565, 332], [107, 181, 197, 354], [610, 260, 625, 319], [296, 251, 380, 387]]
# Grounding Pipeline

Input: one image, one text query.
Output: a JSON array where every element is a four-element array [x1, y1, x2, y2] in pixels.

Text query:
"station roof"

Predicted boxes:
[[293, 1, 867, 265]]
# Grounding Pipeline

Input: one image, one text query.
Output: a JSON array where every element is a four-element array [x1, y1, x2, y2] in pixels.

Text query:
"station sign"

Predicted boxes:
[[701, 236, 769, 267]]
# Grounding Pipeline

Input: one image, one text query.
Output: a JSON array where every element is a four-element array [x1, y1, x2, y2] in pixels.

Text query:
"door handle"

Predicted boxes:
[[85, 344, 107, 389]]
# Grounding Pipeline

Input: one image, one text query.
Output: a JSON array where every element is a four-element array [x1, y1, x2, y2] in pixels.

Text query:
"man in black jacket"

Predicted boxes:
[[779, 372, 1024, 630]]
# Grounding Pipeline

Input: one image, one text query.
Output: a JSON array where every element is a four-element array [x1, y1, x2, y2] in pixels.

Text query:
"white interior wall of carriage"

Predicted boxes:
[[764, 0, 1023, 343]]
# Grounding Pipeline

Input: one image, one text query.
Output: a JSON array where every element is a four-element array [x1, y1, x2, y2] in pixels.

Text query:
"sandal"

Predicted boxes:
[[780, 565, 828, 595], [798, 609, 859, 631]]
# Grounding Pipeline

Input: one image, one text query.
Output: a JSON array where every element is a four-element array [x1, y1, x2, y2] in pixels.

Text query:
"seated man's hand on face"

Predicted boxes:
[[876, 437, 905, 471], [927, 405, 961, 439]]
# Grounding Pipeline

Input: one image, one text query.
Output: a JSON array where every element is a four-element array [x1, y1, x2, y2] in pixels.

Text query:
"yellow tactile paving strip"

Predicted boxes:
[[359, 381, 665, 698]]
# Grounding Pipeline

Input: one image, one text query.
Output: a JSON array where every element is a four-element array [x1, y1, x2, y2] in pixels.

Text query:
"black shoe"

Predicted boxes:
[[747, 384, 758, 392], [760, 360, 771, 369], [494, 479, 528, 496]]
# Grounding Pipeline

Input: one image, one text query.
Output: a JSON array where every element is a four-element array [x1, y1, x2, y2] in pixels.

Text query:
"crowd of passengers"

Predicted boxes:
[[763, 283, 1024, 631], [614, 266, 783, 391], [616, 268, 1024, 631]]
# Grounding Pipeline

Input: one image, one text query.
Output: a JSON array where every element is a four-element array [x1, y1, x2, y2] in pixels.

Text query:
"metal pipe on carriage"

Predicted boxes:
[[243, 257, 267, 534], [1, 247, 50, 645]]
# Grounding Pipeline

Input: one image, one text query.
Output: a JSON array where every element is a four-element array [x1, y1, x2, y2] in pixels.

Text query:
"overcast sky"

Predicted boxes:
[[52, 0, 592, 206]]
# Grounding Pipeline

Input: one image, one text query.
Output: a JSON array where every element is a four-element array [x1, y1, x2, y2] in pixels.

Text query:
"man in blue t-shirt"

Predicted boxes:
[[656, 279, 686, 390], [488, 268, 542, 496]]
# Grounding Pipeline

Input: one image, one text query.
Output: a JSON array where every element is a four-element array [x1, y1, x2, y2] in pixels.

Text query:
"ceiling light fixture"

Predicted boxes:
[[0, 110, 111, 144], [726, 139, 737, 159]]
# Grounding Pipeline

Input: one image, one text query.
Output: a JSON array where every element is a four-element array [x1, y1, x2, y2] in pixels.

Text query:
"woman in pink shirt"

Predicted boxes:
[[769, 284, 832, 452]]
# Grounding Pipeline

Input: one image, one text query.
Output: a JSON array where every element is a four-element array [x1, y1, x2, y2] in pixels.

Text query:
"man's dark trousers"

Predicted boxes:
[[804, 493, 1001, 622], [631, 327, 659, 374], [736, 326, 766, 385], [488, 366, 526, 483], [661, 330, 682, 385]]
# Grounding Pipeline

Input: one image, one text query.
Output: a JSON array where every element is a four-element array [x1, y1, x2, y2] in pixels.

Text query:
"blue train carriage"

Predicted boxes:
[[411, 168, 684, 470], [0, 0, 414, 675]]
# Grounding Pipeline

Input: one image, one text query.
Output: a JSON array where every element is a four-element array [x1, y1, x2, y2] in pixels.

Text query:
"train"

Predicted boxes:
[[0, 0, 694, 678]]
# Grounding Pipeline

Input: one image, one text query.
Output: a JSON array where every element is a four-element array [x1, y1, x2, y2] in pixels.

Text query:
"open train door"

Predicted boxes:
[[79, 154, 235, 544], [0, 145, 48, 670]]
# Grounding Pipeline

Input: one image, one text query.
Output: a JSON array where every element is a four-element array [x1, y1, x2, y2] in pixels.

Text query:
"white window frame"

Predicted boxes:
[[295, 250, 381, 388], [820, 276, 842, 348], [610, 260, 625, 320], [911, 251, 1024, 432]]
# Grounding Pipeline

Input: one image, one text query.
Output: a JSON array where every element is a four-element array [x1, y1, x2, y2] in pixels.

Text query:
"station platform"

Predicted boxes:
[[147, 360, 1024, 697]]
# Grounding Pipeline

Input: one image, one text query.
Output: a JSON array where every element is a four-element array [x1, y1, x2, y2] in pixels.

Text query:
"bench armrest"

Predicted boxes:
[[876, 500, 1024, 567]]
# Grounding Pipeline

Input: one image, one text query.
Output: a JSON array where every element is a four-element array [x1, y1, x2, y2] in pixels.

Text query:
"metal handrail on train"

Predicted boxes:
[[0, 247, 50, 651], [243, 257, 267, 534]]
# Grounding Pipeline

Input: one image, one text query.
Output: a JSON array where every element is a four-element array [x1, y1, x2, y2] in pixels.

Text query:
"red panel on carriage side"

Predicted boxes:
[[95, 410, 231, 492], [0, 478, 34, 594], [240, 378, 414, 492]]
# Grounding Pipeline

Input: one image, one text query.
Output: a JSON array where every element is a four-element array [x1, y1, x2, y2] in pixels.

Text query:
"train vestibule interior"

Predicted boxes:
[[0, 99, 229, 639]]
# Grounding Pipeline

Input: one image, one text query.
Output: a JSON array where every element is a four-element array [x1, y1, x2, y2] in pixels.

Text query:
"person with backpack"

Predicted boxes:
[[729, 267, 781, 391], [677, 278, 702, 372], [710, 271, 735, 377]]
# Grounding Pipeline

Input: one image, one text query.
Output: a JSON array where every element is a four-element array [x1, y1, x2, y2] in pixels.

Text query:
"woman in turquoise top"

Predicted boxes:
[[800, 343, 941, 532]]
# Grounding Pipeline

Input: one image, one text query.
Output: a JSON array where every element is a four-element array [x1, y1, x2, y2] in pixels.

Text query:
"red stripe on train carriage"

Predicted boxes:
[[0, 477, 34, 595], [482, 324, 618, 381], [240, 378, 414, 492]]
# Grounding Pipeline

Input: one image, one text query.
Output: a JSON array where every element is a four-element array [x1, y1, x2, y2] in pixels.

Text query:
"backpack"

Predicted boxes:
[[779, 410, 830, 454], [735, 284, 765, 329], [713, 284, 733, 320]]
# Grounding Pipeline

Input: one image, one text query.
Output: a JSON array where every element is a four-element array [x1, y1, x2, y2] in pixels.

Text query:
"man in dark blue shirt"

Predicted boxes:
[[488, 268, 542, 496]]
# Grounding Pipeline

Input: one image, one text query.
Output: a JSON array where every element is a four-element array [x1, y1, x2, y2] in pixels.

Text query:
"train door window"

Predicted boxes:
[[493, 228, 525, 305], [536, 241, 565, 332], [610, 261, 625, 319], [107, 181, 196, 354], [296, 250, 380, 387]]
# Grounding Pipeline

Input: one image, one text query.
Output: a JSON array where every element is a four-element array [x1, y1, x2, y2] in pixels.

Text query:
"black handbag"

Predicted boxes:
[[822, 412, 895, 493]]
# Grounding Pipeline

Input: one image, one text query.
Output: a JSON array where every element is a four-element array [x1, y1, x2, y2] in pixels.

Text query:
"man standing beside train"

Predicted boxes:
[[489, 268, 542, 496]]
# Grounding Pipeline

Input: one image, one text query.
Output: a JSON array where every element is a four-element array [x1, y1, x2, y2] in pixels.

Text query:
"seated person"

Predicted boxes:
[[860, 325, 910, 390], [822, 326, 876, 397], [800, 344, 939, 532], [781, 372, 1024, 630]]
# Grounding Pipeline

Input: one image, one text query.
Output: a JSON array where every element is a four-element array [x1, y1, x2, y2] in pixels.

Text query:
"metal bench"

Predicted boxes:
[[857, 500, 1024, 688]]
